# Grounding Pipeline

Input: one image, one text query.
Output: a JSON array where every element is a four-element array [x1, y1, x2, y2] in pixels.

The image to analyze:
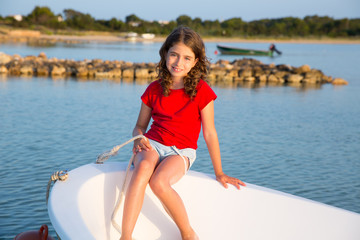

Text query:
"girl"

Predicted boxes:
[[120, 26, 246, 240]]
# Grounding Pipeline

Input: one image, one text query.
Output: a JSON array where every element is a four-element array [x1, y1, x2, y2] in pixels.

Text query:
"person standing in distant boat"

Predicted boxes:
[[120, 26, 246, 240]]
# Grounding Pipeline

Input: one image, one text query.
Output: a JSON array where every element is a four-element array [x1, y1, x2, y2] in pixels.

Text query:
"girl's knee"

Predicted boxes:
[[135, 159, 156, 175], [149, 174, 170, 196]]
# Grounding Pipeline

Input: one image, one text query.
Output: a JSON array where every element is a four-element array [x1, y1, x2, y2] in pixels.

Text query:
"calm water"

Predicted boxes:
[[0, 41, 360, 239]]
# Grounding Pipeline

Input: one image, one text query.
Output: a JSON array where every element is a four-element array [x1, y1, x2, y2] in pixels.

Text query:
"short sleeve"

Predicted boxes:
[[141, 87, 151, 108], [197, 80, 217, 110], [141, 81, 160, 108]]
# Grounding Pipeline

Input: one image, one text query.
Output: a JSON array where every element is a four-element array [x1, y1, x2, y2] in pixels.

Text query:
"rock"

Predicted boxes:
[[9, 66, 20, 76], [268, 63, 275, 68], [91, 59, 103, 65], [294, 64, 311, 74], [75, 66, 89, 78], [239, 68, 252, 78], [122, 68, 134, 78], [222, 75, 233, 82], [48, 57, 58, 63], [287, 74, 303, 83], [244, 76, 256, 82], [258, 74, 267, 82], [276, 64, 292, 71], [303, 69, 324, 83], [148, 68, 157, 79], [227, 69, 239, 78], [217, 59, 230, 65], [0, 53, 12, 64], [208, 68, 227, 81], [38, 52, 47, 59], [332, 78, 348, 85], [20, 65, 33, 75], [94, 71, 110, 78], [13, 54, 21, 60], [135, 68, 151, 79], [322, 75, 333, 83], [87, 68, 97, 77], [274, 71, 287, 79], [0, 65, 8, 74], [51, 66, 66, 76], [224, 64, 234, 70], [268, 74, 279, 82], [36, 66, 49, 76], [123, 62, 134, 68], [108, 68, 122, 78], [24, 55, 37, 61], [147, 62, 156, 68]]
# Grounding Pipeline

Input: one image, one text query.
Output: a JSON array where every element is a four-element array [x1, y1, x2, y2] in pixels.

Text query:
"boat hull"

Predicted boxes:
[[217, 45, 273, 56], [48, 162, 360, 240]]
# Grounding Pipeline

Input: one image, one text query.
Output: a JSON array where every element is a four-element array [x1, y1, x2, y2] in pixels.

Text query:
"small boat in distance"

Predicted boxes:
[[217, 44, 282, 57]]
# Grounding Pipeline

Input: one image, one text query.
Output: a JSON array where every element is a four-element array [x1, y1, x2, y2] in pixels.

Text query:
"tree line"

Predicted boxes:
[[1, 6, 359, 38]]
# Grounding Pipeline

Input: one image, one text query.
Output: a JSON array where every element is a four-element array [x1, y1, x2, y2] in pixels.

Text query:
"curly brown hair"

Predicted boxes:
[[157, 26, 210, 98]]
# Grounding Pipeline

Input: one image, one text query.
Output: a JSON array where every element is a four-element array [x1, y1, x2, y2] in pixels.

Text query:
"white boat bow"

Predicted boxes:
[[48, 162, 360, 240]]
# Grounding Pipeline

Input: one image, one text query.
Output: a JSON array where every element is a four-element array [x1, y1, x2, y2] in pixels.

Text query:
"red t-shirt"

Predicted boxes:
[[141, 79, 217, 149]]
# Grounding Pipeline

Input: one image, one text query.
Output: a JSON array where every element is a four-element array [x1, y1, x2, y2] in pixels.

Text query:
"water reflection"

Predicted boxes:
[[0, 75, 331, 92]]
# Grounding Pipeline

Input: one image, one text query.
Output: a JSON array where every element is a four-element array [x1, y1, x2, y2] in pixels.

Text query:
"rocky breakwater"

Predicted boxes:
[[0, 52, 348, 86], [208, 59, 348, 86]]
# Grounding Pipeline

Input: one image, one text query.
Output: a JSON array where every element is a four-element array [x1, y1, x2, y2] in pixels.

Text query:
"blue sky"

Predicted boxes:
[[1, 0, 359, 22]]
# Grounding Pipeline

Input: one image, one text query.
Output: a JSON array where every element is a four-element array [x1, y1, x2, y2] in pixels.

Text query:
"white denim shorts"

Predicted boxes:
[[148, 138, 196, 173]]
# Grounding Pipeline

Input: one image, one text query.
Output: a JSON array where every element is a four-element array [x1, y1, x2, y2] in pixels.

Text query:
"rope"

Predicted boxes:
[[96, 135, 145, 164], [95, 135, 146, 234], [111, 153, 136, 233], [46, 170, 68, 205], [171, 145, 188, 175]]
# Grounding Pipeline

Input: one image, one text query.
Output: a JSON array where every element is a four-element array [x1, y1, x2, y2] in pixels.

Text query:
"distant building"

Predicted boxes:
[[141, 33, 155, 39], [12, 15, 23, 21], [129, 21, 140, 27], [57, 15, 63, 22], [158, 20, 170, 26]]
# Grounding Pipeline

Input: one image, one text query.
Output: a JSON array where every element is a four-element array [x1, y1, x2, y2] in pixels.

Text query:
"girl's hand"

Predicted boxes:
[[133, 137, 152, 154], [216, 173, 246, 190]]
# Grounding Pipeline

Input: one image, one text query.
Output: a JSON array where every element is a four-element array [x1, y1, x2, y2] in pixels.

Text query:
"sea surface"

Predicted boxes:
[[0, 40, 360, 239]]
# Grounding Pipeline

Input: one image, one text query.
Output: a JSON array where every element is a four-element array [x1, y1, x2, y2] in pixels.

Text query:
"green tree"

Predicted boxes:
[[25, 6, 65, 29], [108, 18, 125, 31], [176, 15, 192, 27], [221, 18, 246, 36], [27, 6, 55, 24], [63, 9, 97, 30], [125, 14, 142, 24]]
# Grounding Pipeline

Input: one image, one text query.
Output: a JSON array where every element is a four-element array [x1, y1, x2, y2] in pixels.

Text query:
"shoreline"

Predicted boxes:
[[25, 34, 360, 45], [1, 30, 360, 45]]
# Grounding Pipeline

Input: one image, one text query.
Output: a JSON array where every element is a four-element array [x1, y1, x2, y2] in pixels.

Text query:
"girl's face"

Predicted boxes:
[[166, 42, 198, 82]]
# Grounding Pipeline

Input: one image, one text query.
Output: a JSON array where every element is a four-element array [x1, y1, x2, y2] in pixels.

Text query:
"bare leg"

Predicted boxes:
[[149, 155, 199, 240], [120, 150, 159, 240]]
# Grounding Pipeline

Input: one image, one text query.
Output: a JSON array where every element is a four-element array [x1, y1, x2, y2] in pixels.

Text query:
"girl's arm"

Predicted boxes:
[[201, 101, 246, 189], [132, 102, 152, 152]]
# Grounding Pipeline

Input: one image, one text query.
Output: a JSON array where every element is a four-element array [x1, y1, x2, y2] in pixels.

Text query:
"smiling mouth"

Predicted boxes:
[[172, 66, 183, 72]]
